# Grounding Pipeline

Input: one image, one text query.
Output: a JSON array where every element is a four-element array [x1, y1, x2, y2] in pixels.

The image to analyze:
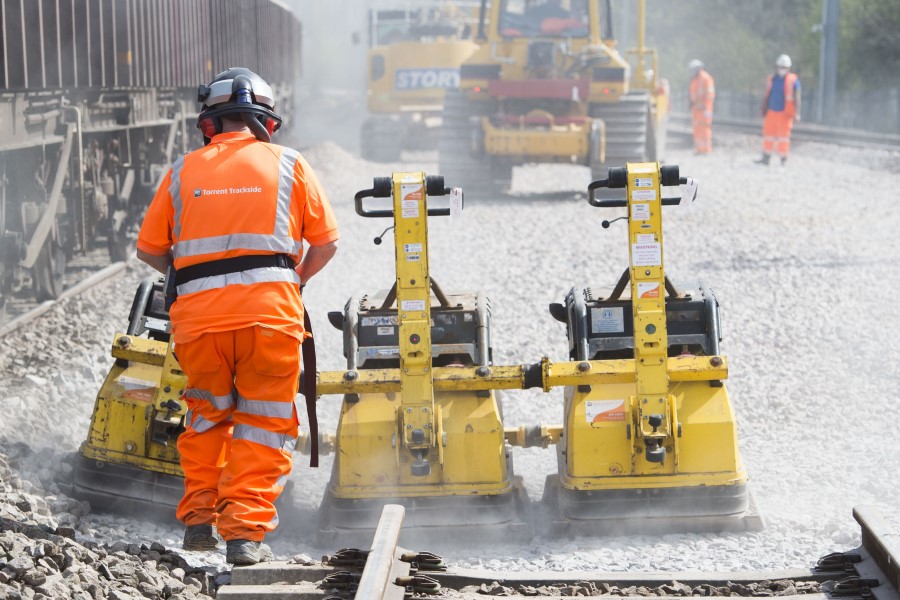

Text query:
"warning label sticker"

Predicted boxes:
[[590, 306, 625, 334], [635, 233, 655, 244], [631, 189, 657, 201], [634, 177, 653, 188], [637, 281, 661, 298], [404, 243, 422, 253], [632, 242, 662, 266], [632, 203, 651, 221], [377, 326, 394, 336], [586, 399, 626, 423]]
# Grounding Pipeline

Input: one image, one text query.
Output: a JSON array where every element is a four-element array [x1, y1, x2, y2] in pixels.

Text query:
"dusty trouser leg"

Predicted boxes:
[[175, 332, 237, 529], [692, 109, 713, 153], [216, 325, 301, 543], [762, 111, 780, 157], [775, 112, 793, 159]]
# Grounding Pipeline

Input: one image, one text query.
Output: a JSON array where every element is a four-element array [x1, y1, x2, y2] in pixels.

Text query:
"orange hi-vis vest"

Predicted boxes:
[[137, 132, 339, 344], [689, 69, 715, 113], [765, 72, 799, 118]]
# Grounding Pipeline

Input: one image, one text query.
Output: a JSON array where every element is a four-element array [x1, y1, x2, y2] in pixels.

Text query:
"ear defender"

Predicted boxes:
[[264, 116, 281, 136], [198, 115, 220, 139]]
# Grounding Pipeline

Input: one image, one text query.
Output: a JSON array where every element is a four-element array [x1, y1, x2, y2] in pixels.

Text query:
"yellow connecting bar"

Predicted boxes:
[[316, 355, 727, 396]]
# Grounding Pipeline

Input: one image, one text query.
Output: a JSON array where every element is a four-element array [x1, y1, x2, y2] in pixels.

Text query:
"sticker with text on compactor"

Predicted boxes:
[[632, 203, 651, 221], [631, 189, 657, 201], [634, 177, 653, 188], [362, 315, 398, 327], [401, 299, 426, 312], [635, 233, 655, 244], [637, 281, 660, 298], [585, 399, 626, 423], [401, 184, 423, 218], [632, 242, 662, 266], [377, 326, 394, 336], [591, 306, 625, 334]]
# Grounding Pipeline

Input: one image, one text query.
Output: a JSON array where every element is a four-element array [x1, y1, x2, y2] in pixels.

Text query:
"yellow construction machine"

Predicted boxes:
[[313, 165, 759, 543], [317, 173, 531, 546], [361, 2, 480, 161], [542, 163, 761, 534], [70, 278, 188, 512], [439, 0, 668, 195]]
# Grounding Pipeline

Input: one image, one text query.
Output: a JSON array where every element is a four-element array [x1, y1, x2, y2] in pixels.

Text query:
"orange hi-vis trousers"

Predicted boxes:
[[175, 325, 301, 542], [692, 108, 713, 153], [762, 110, 794, 158]]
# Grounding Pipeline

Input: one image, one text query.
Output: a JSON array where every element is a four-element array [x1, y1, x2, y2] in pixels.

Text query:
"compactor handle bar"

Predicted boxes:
[[588, 165, 686, 207], [355, 175, 453, 218]]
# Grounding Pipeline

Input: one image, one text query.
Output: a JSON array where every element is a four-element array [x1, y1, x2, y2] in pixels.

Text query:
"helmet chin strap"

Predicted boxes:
[[241, 111, 271, 143]]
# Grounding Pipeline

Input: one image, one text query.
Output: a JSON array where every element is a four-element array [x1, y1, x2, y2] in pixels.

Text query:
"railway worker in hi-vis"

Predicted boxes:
[[135, 68, 339, 565], [688, 59, 715, 154], [756, 54, 801, 166]]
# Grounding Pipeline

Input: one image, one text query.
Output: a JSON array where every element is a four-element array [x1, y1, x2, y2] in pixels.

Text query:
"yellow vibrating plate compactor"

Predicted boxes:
[[542, 163, 763, 535], [317, 172, 530, 546], [70, 278, 187, 512]]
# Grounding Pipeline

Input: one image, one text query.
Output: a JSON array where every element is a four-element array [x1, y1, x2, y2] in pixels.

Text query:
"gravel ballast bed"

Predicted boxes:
[[0, 132, 897, 585]]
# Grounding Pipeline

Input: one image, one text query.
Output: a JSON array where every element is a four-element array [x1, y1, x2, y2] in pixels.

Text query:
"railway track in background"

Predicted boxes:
[[668, 112, 900, 151], [217, 505, 900, 600], [0, 250, 129, 338]]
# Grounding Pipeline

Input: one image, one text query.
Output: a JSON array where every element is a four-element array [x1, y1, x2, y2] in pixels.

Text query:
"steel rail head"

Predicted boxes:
[[354, 504, 406, 600]]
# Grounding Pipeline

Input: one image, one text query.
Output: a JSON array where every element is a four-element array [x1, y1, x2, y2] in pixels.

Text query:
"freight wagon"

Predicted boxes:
[[0, 0, 302, 318]]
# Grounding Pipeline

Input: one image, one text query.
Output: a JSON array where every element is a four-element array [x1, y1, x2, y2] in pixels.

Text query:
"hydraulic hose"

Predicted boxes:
[[242, 111, 271, 143]]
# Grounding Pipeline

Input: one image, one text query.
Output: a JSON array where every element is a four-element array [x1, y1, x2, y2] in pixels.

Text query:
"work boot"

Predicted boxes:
[[754, 154, 771, 165], [182, 524, 219, 551], [226, 540, 274, 565]]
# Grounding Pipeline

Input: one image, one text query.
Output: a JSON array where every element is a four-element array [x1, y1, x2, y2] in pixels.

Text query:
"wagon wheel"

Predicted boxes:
[[33, 233, 66, 301]]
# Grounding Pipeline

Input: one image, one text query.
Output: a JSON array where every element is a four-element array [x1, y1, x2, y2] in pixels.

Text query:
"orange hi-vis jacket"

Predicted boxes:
[[765, 72, 799, 118], [689, 69, 715, 114], [137, 132, 339, 344]]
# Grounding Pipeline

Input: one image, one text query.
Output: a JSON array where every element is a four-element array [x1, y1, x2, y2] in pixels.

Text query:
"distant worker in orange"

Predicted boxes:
[[136, 68, 339, 565], [688, 59, 715, 154], [756, 54, 801, 166]]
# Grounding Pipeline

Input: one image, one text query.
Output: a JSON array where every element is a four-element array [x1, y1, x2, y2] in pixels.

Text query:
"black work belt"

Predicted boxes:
[[174, 253, 294, 287], [172, 254, 321, 468]]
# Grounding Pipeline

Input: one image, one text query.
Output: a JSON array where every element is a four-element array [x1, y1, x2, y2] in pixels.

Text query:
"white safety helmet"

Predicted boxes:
[[688, 59, 704, 71], [775, 54, 792, 68]]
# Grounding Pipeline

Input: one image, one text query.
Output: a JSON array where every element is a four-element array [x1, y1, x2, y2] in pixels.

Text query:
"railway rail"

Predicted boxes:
[[668, 112, 900, 152], [215, 505, 900, 600]]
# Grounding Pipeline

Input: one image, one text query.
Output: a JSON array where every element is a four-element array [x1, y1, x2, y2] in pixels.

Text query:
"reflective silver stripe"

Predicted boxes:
[[269, 513, 280, 527], [233, 423, 297, 452], [174, 233, 298, 259], [184, 388, 236, 410], [236, 396, 294, 419], [176, 266, 301, 296], [191, 414, 218, 433], [170, 156, 186, 239], [275, 474, 288, 487], [276, 148, 299, 243]]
